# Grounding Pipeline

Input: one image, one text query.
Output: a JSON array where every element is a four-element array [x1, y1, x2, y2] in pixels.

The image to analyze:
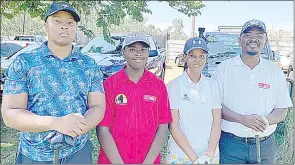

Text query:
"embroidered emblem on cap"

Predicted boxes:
[[61, 4, 69, 8], [192, 40, 202, 45]]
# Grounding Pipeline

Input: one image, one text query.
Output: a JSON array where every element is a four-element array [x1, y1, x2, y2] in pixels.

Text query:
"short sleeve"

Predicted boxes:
[[209, 79, 222, 109], [158, 83, 172, 124], [3, 55, 28, 94], [274, 69, 293, 108], [90, 64, 104, 93], [166, 81, 179, 110], [211, 66, 224, 103], [98, 79, 115, 127]]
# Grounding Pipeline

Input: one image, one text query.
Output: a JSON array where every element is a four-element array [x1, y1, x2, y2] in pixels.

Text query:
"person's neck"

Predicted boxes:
[[241, 53, 260, 69], [187, 68, 201, 84], [125, 66, 145, 83], [47, 41, 72, 60]]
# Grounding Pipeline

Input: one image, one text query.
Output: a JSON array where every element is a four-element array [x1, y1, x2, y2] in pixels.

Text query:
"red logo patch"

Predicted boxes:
[[143, 95, 157, 102], [258, 83, 270, 89]]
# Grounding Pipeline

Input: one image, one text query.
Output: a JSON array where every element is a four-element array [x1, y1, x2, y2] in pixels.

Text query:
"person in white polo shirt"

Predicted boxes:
[[166, 37, 222, 164], [211, 19, 293, 164]]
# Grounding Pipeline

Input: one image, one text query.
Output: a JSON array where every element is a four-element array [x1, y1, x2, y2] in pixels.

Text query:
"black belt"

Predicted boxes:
[[222, 131, 272, 144]]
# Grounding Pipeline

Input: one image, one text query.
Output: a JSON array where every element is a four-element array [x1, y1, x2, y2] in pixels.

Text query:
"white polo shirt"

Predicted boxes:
[[211, 55, 293, 138], [166, 71, 221, 158]]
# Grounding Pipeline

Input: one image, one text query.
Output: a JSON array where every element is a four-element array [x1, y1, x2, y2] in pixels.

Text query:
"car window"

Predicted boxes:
[[82, 35, 157, 55], [205, 33, 272, 60], [16, 36, 35, 41], [9, 43, 23, 54], [6, 44, 41, 60], [205, 33, 241, 56], [81, 36, 124, 55], [1, 43, 11, 57]]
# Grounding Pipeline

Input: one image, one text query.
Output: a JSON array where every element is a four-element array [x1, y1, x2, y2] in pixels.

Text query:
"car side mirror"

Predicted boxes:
[[149, 50, 158, 57]]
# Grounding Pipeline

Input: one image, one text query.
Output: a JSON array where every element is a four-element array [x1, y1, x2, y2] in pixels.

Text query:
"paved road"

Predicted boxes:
[[164, 62, 184, 84]]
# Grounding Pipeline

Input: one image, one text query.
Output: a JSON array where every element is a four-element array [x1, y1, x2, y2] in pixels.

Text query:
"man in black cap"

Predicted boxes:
[[211, 19, 293, 164], [1, 1, 106, 164]]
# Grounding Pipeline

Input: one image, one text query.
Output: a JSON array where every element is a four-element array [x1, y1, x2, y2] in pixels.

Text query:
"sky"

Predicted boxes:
[[144, 1, 293, 36]]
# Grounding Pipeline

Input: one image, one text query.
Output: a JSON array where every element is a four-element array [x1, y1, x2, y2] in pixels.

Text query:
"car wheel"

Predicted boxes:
[[184, 62, 188, 72], [175, 58, 181, 67]]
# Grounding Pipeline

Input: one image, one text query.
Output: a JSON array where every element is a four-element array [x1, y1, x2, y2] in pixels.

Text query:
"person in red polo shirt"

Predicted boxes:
[[96, 34, 172, 164]]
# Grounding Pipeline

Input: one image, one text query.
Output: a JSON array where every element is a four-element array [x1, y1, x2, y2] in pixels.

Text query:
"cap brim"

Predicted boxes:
[[241, 25, 266, 34], [45, 9, 80, 22], [185, 47, 208, 54], [123, 40, 150, 49]]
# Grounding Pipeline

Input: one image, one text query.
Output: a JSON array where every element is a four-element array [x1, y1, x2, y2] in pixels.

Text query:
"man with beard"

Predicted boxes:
[[97, 34, 172, 164], [211, 19, 293, 164], [1, 2, 105, 164]]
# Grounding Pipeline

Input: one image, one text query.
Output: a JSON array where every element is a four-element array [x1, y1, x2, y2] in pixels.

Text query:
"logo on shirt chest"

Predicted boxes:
[[115, 94, 127, 105], [182, 94, 191, 101], [143, 95, 157, 102], [258, 83, 270, 90]]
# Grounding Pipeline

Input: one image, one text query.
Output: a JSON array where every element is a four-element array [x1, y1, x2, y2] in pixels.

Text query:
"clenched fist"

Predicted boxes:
[[240, 114, 267, 132], [52, 113, 87, 138]]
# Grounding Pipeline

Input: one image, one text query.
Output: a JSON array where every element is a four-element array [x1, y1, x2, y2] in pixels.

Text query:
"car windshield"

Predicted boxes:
[[1, 43, 22, 57], [205, 33, 241, 57], [81, 35, 157, 55], [205, 33, 271, 59], [6, 44, 41, 60]]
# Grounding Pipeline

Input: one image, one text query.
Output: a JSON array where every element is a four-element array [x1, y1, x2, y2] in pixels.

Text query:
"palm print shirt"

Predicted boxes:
[[3, 42, 104, 161]]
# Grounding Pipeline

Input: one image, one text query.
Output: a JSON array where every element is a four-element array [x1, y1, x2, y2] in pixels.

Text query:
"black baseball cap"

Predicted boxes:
[[45, 2, 80, 22]]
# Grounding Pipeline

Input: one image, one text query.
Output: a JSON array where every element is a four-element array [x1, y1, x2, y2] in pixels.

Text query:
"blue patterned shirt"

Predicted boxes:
[[3, 42, 104, 161]]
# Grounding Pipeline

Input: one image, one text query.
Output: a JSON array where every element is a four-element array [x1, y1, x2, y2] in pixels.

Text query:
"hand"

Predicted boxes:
[[240, 114, 267, 132], [52, 113, 87, 138], [197, 154, 211, 164]]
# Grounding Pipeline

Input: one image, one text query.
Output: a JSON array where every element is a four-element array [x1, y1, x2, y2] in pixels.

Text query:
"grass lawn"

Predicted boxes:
[[1, 107, 293, 164]]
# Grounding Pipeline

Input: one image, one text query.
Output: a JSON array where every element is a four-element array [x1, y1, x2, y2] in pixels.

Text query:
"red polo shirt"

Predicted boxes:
[[97, 67, 172, 164]]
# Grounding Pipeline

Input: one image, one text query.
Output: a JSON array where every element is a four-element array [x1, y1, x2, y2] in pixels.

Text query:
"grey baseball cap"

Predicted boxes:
[[122, 34, 150, 49], [241, 19, 266, 34]]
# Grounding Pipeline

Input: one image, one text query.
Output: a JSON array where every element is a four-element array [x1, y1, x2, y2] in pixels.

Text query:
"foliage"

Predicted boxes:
[[1, 1, 205, 42]]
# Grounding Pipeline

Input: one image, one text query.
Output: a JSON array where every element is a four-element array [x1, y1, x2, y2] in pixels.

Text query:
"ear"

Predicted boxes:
[[44, 21, 48, 33], [238, 37, 242, 45]]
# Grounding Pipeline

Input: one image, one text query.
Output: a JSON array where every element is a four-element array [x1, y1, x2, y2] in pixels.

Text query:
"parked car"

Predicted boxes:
[[12, 35, 46, 47], [280, 51, 293, 75], [174, 53, 186, 67], [184, 28, 277, 77], [1, 41, 24, 58], [1, 43, 42, 95], [81, 34, 166, 81]]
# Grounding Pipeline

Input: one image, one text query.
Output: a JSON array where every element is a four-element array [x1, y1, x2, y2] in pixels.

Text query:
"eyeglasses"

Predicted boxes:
[[187, 54, 206, 60]]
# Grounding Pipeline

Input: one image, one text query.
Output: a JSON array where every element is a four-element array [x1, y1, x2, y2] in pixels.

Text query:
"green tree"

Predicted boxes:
[[1, 0, 205, 43], [166, 19, 188, 40]]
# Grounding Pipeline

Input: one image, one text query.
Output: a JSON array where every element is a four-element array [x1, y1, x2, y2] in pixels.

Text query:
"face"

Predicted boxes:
[[185, 48, 207, 72], [123, 42, 149, 71], [45, 11, 77, 46], [239, 27, 267, 56]]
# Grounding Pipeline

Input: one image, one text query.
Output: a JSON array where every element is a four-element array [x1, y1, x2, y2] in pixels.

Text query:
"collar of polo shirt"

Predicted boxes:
[[40, 41, 81, 61], [119, 66, 153, 82], [234, 55, 268, 69], [182, 71, 206, 87]]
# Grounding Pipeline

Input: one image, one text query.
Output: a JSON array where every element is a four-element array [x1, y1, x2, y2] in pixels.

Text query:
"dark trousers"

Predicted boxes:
[[219, 131, 277, 164], [15, 140, 94, 164]]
